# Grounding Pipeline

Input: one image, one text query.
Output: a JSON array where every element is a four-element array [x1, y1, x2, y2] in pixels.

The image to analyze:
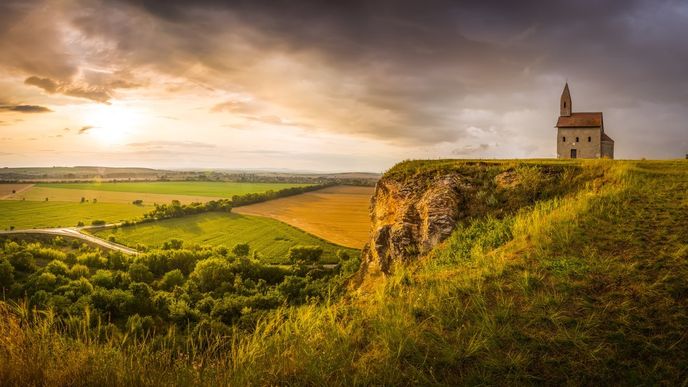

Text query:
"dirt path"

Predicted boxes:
[[0, 226, 138, 255]]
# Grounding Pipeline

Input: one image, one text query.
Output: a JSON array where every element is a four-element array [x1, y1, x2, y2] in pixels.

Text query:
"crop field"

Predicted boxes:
[[0, 184, 33, 198], [234, 185, 374, 248], [5, 186, 224, 205], [37, 181, 312, 198], [0, 201, 149, 230], [94, 212, 357, 264]]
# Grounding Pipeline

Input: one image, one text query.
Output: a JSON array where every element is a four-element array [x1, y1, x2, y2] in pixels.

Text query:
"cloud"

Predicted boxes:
[[25, 76, 115, 103], [0, 0, 687, 159], [78, 126, 95, 134], [127, 140, 217, 149], [0, 104, 52, 113]]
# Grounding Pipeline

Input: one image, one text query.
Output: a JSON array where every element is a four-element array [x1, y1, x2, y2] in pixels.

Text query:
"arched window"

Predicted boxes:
[[563, 136, 566, 142], [588, 136, 591, 142], [576, 137, 579, 142], [563, 102, 566, 108]]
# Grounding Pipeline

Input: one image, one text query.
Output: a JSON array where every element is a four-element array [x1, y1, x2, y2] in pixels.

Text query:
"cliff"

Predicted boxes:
[[358, 160, 604, 278]]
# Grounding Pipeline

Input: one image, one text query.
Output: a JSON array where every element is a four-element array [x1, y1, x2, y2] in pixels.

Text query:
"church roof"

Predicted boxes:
[[556, 112, 603, 128], [601, 132, 614, 143]]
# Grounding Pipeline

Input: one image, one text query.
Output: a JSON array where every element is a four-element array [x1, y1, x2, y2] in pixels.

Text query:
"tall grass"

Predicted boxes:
[[2, 160, 687, 385]]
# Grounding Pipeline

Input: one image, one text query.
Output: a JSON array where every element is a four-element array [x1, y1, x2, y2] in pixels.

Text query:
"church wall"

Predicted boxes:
[[601, 141, 614, 159], [557, 127, 601, 159]]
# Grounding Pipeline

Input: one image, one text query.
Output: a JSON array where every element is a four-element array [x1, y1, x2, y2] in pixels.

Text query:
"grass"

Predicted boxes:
[[37, 181, 312, 198], [0, 200, 149, 230], [234, 185, 374, 248], [92, 212, 357, 264], [2, 160, 688, 385]]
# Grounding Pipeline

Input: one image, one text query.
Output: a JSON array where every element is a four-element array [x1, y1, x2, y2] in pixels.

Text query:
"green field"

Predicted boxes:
[[94, 212, 358, 263], [37, 181, 312, 198], [0, 201, 149, 229]]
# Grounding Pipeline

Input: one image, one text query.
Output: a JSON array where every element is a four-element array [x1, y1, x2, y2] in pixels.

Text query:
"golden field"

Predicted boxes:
[[234, 185, 374, 248]]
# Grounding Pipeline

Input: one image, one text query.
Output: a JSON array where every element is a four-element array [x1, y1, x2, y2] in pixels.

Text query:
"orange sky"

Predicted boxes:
[[1, 1, 687, 170]]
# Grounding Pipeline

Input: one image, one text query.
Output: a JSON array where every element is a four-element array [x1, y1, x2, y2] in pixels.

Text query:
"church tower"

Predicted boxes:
[[560, 82, 572, 117]]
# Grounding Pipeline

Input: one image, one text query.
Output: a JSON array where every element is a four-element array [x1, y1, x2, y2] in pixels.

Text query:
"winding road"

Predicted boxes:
[[0, 226, 139, 255]]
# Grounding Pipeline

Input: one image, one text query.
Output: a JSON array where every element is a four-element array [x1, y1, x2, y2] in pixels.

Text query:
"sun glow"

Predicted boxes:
[[83, 103, 144, 145]]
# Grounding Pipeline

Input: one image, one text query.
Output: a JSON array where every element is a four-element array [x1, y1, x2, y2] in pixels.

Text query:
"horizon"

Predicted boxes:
[[2, 1, 688, 169]]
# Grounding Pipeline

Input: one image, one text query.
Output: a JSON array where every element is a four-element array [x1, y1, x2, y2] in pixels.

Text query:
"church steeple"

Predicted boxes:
[[560, 82, 572, 117]]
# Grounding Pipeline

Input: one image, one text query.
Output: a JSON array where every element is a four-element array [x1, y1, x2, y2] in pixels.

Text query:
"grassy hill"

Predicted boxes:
[[1, 160, 687, 385]]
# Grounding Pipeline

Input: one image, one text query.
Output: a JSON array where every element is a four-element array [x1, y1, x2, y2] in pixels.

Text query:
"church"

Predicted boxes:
[[556, 83, 614, 159]]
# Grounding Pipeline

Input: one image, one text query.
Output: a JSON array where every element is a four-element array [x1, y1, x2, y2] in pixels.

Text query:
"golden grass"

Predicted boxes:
[[0, 183, 33, 199], [4, 186, 224, 205], [234, 185, 374, 249]]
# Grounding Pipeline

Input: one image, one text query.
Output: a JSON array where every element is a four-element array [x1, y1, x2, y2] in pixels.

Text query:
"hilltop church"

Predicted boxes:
[[556, 83, 614, 159]]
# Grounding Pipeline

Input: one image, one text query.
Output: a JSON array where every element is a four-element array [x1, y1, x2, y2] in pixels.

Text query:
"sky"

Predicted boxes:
[[0, 0, 687, 172]]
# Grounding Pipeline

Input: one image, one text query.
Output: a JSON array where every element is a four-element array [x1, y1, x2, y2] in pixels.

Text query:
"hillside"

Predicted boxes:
[[1, 159, 687, 385]]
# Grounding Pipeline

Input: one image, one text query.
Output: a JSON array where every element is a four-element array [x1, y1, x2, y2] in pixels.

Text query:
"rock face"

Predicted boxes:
[[360, 172, 475, 275]]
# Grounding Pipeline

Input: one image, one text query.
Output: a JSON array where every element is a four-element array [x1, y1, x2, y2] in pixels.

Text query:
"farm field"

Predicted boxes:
[[37, 181, 312, 198], [93, 212, 358, 264], [234, 185, 374, 248], [0, 183, 33, 198], [0, 200, 149, 230], [4, 186, 225, 205]]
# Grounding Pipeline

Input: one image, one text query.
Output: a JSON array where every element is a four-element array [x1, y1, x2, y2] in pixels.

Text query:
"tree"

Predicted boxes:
[[190, 258, 233, 292], [81, 197, 86, 203], [287, 246, 323, 265], [232, 243, 250, 257], [0, 259, 14, 289], [132, 199, 143, 206], [162, 239, 184, 250], [128, 263, 154, 283], [46, 260, 69, 276], [69, 264, 90, 279], [158, 269, 185, 291], [9, 251, 36, 273]]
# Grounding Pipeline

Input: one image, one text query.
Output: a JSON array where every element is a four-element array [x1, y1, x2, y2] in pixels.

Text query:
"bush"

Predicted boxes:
[[91, 220, 106, 226], [69, 264, 90, 279], [288, 245, 323, 265], [132, 199, 144, 206], [232, 243, 250, 257], [0, 259, 14, 288], [157, 269, 185, 291]]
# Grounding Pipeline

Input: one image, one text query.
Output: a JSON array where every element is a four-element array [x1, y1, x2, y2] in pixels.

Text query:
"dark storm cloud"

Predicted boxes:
[[0, 104, 52, 113], [1, 0, 687, 156]]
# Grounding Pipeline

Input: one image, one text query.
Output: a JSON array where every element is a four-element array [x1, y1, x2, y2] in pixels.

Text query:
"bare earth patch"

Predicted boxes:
[[234, 185, 374, 249], [0, 184, 34, 199]]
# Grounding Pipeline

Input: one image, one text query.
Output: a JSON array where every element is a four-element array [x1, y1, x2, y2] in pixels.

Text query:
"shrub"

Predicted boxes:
[[91, 219, 106, 226], [288, 245, 323, 265], [45, 260, 69, 276], [69, 264, 90, 279], [157, 269, 185, 291], [232, 243, 250, 257]]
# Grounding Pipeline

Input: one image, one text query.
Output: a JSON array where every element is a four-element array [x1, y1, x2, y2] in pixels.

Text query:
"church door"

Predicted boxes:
[[570, 149, 577, 159]]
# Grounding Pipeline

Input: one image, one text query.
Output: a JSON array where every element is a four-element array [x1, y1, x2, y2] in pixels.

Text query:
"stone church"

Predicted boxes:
[[556, 83, 614, 159]]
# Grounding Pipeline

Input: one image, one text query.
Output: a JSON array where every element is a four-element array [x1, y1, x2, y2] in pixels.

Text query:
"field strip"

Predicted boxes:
[[0, 183, 34, 199], [3, 186, 225, 204], [234, 185, 373, 249]]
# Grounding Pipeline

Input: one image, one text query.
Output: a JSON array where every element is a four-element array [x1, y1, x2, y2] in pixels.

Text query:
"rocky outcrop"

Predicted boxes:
[[360, 172, 476, 275]]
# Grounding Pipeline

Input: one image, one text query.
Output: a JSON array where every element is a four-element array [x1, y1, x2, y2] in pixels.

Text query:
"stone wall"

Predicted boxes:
[[557, 127, 601, 159]]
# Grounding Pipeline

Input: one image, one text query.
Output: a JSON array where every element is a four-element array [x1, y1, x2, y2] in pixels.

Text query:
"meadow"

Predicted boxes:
[[37, 181, 312, 198], [93, 212, 358, 264], [2, 160, 687, 385], [0, 201, 150, 230], [234, 185, 374, 248]]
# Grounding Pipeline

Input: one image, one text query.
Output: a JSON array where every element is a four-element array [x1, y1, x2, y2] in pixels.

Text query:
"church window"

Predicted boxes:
[[575, 137, 579, 142], [562, 136, 566, 142], [588, 136, 591, 142]]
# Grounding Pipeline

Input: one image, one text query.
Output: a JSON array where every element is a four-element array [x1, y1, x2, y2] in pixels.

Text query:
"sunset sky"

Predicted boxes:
[[1, 0, 687, 171]]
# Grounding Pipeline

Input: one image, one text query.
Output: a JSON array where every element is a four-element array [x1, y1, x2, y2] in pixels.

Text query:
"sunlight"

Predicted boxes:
[[82, 103, 144, 145]]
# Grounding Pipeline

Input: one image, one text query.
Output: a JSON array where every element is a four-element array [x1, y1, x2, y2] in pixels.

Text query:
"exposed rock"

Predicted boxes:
[[360, 173, 474, 275]]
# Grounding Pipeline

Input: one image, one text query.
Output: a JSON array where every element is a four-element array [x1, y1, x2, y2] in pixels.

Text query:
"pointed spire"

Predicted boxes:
[[560, 82, 572, 117]]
